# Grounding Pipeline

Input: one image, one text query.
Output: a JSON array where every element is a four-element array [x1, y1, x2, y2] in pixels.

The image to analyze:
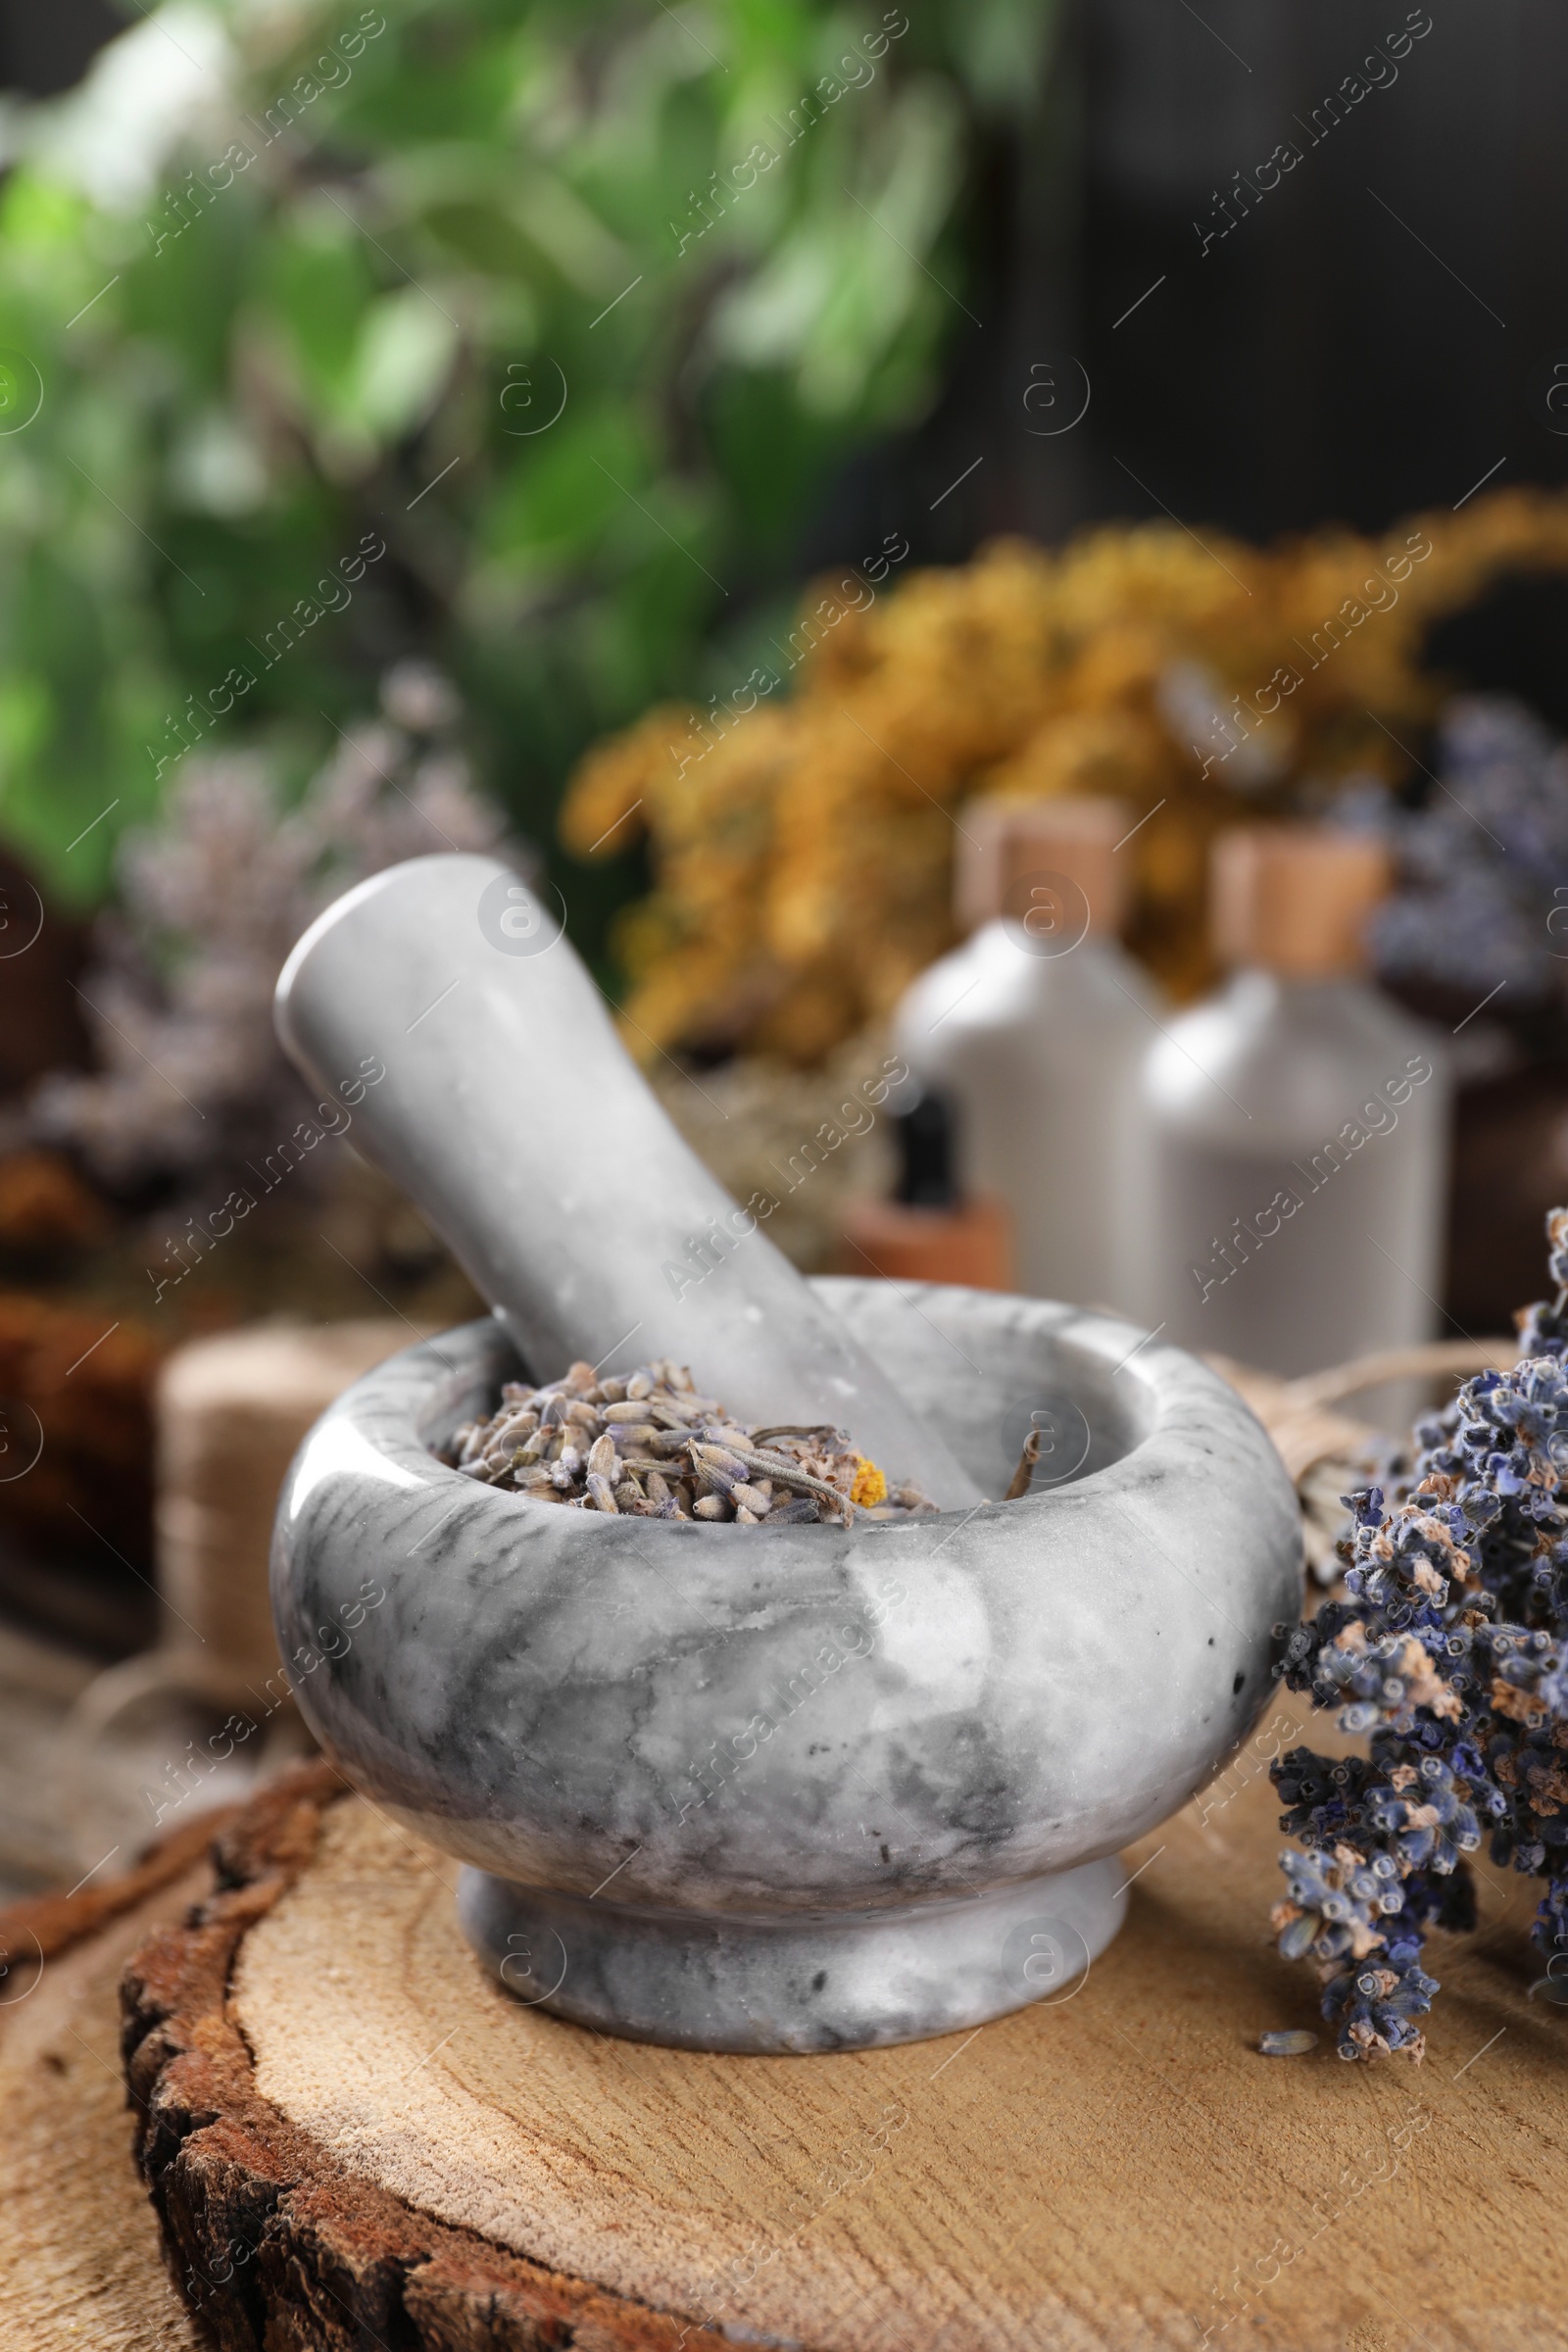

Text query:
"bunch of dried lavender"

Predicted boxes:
[[1272, 1207, 1568, 2060], [443, 1356, 935, 1526], [1341, 694, 1568, 1012], [31, 665, 516, 1191]]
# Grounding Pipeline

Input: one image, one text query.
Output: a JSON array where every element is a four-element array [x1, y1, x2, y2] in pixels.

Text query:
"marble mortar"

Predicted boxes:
[[271, 1280, 1302, 2054]]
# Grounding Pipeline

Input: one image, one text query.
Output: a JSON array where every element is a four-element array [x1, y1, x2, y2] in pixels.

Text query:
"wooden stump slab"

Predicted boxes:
[[124, 1765, 734, 2352], [0, 1808, 227, 2351], [122, 1742, 1568, 2352]]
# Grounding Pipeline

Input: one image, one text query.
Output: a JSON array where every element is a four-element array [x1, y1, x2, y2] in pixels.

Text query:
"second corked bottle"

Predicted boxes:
[[1127, 823, 1451, 1378], [893, 797, 1161, 1313]]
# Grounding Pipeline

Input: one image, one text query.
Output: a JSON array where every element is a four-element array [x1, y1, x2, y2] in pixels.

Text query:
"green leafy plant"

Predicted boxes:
[[0, 0, 1054, 955]]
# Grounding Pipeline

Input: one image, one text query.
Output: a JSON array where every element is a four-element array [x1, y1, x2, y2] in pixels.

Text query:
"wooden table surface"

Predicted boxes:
[[0, 1813, 218, 2351]]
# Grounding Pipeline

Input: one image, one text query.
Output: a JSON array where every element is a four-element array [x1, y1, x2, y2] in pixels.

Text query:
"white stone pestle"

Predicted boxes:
[[273, 853, 983, 1506]]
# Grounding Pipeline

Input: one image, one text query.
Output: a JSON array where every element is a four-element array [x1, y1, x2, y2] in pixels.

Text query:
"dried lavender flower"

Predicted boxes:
[[1257, 2030, 1317, 2056], [439, 1356, 936, 1527], [1341, 694, 1568, 1010], [1271, 1206, 1568, 2059], [31, 669, 520, 1191]]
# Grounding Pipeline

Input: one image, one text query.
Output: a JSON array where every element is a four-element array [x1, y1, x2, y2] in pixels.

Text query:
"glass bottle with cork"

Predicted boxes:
[[1129, 822, 1450, 1380], [892, 797, 1162, 1311]]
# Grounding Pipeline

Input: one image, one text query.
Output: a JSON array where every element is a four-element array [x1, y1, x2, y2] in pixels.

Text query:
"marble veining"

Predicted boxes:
[[271, 1280, 1301, 2052]]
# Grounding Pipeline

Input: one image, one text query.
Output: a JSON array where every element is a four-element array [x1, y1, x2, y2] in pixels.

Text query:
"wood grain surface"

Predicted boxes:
[[122, 1765, 737, 2352], [119, 1736, 1568, 2352], [0, 1806, 225, 2352]]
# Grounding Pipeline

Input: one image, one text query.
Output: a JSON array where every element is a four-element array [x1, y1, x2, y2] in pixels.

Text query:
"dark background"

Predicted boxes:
[[20, 4, 1565, 582], [0, 0, 119, 96], [804, 0, 1568, 713]]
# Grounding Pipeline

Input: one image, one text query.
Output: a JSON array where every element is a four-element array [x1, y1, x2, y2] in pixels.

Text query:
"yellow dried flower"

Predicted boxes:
[[562, 489, 1568, 1064], [850, 1456, 888, 1508]]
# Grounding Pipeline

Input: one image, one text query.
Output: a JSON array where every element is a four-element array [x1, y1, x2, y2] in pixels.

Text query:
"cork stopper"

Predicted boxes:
[[1210, 825, 1391, 978], [955, 797, 1130, 937]]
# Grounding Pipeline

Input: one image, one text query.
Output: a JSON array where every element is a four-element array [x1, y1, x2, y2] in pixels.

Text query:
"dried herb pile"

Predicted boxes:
[[564, 490, 1568, 1064], [443, 1357, 934, 1526], [1273, 1209, 1568, 2059]]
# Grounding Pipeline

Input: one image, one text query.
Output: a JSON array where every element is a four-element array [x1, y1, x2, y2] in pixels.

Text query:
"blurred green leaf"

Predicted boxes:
[[0, 0, 1056, 946]]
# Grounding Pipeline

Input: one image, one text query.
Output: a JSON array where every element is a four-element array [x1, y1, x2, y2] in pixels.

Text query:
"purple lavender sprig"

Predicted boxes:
[[1270, 1207, 1568, 2059], [1349, 695, 1568, 1009]]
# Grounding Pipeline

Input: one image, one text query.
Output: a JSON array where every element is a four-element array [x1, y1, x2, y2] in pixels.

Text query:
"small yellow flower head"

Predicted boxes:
[[850, 1456, 887, 1508]]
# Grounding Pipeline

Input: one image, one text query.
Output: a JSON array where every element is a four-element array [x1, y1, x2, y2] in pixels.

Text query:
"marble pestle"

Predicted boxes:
[[273, 853, 983, 1506]]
